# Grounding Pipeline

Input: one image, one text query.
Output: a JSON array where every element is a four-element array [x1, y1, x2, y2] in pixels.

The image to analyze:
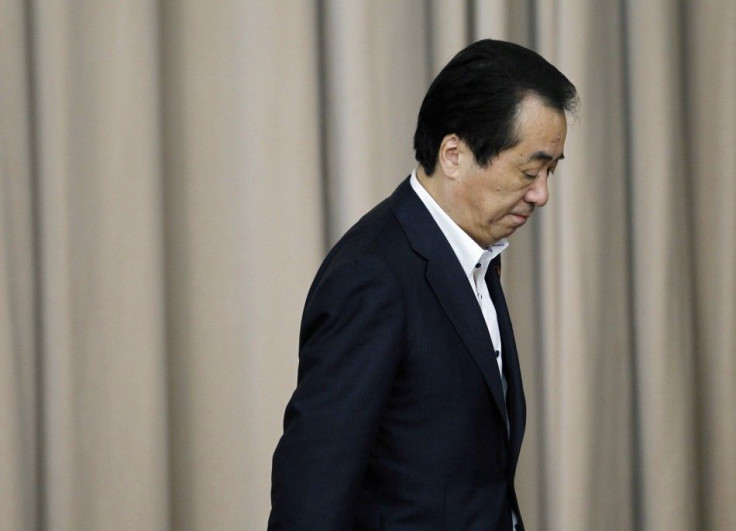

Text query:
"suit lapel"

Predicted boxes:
[[486, 258, 527, 470], [390, 179, 509, 424]]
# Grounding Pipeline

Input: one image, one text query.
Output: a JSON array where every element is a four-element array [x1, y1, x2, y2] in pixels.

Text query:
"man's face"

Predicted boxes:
[[448, 96, 567, 247]]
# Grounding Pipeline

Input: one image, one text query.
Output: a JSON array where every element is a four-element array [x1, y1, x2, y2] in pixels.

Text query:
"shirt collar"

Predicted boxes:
[[409, 169, 508, 280]]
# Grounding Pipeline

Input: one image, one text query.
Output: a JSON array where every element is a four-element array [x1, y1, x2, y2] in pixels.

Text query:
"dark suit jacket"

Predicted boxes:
[[269, 178, 526, 530]]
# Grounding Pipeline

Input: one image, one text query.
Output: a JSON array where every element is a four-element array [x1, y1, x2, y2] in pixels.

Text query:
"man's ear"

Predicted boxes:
[[437, 134, 463, 179]]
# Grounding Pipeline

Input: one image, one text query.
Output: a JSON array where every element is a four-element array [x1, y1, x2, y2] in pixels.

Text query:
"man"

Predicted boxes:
[[270, 39, 578, 530]]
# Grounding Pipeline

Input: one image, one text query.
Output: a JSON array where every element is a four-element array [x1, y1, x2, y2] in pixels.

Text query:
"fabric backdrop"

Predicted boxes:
[[1, 1, 734, 530]]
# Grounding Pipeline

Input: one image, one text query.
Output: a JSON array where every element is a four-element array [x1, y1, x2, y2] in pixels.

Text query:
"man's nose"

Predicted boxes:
[[525, 174, 549, 207]]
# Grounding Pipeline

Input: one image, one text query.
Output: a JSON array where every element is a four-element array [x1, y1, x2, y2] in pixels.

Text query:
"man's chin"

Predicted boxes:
[[496, 225, 519, 241]]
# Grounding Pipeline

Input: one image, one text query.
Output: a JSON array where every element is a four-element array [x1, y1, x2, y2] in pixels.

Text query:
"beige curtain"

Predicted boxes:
[[1, 1, 734, 529]]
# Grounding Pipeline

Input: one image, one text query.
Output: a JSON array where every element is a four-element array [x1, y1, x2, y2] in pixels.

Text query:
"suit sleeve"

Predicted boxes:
[[269, 256, 405, 530]]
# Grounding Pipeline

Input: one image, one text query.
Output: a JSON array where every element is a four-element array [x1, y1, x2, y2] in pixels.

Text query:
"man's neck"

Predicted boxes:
[[415, 165, 449, 213]]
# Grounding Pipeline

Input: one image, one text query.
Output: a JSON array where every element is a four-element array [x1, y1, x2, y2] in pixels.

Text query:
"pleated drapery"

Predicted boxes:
[[1, 1, 734, 530]]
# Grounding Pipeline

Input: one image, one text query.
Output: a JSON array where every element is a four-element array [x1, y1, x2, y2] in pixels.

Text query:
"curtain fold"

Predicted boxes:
[[626, 2, 699, 528], [0, 3, 38, 530], [1, 1, 734, 529], [686, 2, 736, 528], [323, 0, 427, 242], [29, 2, 170, 529], [159, 2, 324, 528]]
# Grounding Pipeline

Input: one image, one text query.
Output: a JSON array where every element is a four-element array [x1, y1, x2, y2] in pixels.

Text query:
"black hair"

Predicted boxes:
[[413, 39, 578, 175]]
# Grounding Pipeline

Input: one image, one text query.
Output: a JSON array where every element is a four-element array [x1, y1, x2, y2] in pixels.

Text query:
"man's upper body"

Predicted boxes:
[[269, 39, 577, 530]]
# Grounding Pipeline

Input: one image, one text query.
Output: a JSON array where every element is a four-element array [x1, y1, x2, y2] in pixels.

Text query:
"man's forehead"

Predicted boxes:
[[512, 99, 567, 161]]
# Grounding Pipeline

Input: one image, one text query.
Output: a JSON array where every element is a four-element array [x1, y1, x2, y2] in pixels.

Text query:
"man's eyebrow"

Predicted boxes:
[[526, 151, 565, 163]]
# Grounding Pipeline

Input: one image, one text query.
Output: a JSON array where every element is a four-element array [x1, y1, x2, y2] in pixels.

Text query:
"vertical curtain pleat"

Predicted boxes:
[[473, 0, 508, 41], [323, 0, 427, 242], [686, 2, 736, 529], [159, 1, 324, 527], [626, 1, 698, 529], [31, 2, 170, 529], [428, 0, 470, 74], [0, 1, 38, 529]]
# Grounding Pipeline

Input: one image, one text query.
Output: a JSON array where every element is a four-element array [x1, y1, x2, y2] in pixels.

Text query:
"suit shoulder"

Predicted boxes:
[[325, 197, 409, 268]]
